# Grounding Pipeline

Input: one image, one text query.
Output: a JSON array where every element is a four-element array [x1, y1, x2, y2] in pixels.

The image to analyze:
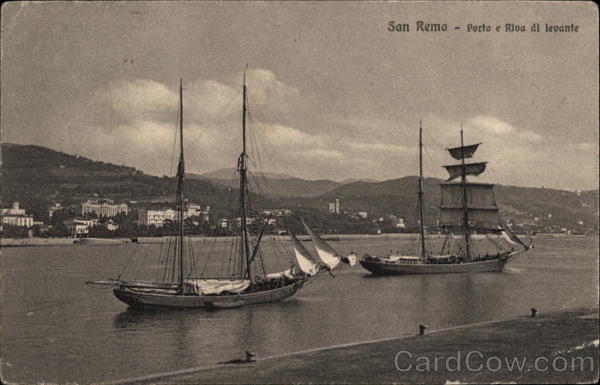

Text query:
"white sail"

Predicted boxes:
[[301, 220, 341, 269], [182, 279, 250, 295], [343, 253, 358, 266], [289, 229, 320, 275], [500, 229, 529, 249]]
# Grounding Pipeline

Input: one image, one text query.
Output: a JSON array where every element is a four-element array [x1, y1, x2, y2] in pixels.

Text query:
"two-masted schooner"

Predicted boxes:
[[90, 77, 354, 309], [359, 122, 531, 275]]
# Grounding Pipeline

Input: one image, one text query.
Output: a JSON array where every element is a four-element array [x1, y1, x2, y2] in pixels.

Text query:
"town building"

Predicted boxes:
[[1, 202, 34, 228], [81, 199, 128, 217], [137, 208, 177, 227], [262, 208, 292, 217], [48, 203, 63, 218], [64, 218, 99, 236], [395, 218, 406, 229], [235, 217, 256, 227], [137, 203, 210, 227], [328, 198, 341, 214], [357, 211, 368, 219]]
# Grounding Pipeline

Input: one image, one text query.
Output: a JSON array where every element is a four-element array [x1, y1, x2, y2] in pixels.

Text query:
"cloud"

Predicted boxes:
[[344, 141, 411, 154], [468, 115, 515, 135], [63, 74, 598, 189], [262, 123, 323, 146], [96, 79, 178, 122], [244, 68, 300, 107], [297, 148, 345, 160]]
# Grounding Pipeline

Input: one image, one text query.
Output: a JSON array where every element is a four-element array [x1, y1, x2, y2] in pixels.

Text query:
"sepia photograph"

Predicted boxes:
[[1, 1, 598, 384]]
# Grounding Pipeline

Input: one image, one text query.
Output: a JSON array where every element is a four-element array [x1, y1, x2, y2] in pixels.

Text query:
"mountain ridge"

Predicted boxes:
[[1, 143, 597, 232]]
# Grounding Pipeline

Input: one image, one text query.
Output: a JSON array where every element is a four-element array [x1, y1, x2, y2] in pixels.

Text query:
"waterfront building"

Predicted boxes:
[[262, 208, 292, 217], [395, 218, 406, 229], [137, 203, 210, 227], [137, 208, 176, 227], [81, 199, 128, 217], [2, 202, 26, 216], [1, 202, 34, 228], [64, 218, 99, 236]]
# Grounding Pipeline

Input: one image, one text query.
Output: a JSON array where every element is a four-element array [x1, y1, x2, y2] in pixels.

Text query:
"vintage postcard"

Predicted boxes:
[[1, 1, 598, 384]]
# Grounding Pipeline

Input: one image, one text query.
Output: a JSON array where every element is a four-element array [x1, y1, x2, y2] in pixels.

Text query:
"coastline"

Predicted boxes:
[[107, 307, 599, 384], [0, 233, 594, 248]]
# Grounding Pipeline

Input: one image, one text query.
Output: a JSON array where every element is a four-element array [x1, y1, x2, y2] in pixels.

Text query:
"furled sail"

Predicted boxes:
[[301, 220, 341, 269], [182, 279, 250, 295], [439, 183, 502, 231], [443, 162, 487, 181], [266, 269, 295, 279], [446, 143, 480, 160], [288, 229, 320, 276]]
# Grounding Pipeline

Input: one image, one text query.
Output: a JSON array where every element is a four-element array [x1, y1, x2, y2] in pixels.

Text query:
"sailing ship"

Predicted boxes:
[[359, 122, 531, 275], [90, 76, 354, 309]]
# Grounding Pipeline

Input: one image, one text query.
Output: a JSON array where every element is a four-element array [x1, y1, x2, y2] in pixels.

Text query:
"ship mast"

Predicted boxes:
[[177, 79, 185, 291], [460, 124, 471, 260], [239, 70, 252, 281], [418, 120, 427, 261]]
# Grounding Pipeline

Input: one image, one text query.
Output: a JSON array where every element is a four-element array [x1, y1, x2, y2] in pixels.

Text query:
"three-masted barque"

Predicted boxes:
[[360, 122, 531, 275], [90, 76, 354, 309]]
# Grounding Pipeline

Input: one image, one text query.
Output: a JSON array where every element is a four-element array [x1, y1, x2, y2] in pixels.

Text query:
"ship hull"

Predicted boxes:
[[113, 279, 307, 309], [359, 256, 510, 275]]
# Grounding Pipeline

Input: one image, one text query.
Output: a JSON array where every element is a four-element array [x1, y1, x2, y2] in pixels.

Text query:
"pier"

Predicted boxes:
[[112, 307, 598, 384]]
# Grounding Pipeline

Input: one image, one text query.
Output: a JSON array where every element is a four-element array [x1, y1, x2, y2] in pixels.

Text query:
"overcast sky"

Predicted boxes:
[[1, 1, 598, 190]]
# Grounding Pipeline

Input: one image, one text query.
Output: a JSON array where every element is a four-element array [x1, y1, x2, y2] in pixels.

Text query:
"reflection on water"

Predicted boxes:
[[1, 236, 597, 383]]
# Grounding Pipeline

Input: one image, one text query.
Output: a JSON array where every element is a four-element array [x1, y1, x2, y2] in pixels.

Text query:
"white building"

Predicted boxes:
[[395, 218, 406, 229], [64, 218, 99, 236], [2, 202, 26, 216], [357, 211, 368, 219], [235, 217, 256, 226], [137, 208, 177, 227], [137, 203, 210, 227], [82, 199, 128, 217], [1, 202, 34, 228], [328, 199, 341, 214], [262, 209, 292, 217]]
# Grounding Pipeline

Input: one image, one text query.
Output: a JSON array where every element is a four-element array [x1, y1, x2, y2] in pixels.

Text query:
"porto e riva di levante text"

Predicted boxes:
[[388, 21, 580, 33]]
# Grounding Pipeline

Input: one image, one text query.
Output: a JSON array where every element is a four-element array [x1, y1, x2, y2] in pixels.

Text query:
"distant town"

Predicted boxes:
[[1, 194, 596, 239]]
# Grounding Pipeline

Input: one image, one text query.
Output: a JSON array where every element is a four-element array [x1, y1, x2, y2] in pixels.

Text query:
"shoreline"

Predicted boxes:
[[1, 233, 594, 248], [106, 306, 599, 384]]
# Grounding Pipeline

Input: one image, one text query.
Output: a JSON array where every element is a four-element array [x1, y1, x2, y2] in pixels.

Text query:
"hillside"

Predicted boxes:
[[296, 176, 599, 231], [0, 144, 248, 221], [188, 169, 342, 198], [1, 143, 597, 233]]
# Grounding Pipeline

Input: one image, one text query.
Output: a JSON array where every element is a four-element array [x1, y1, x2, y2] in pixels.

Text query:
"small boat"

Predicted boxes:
[[90, 75, 354, 309], [360, 121, 531, 275], [73, 238, 130, 245]]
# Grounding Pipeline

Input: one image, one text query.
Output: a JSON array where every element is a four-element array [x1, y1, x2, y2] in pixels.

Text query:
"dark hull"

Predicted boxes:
[[359, 254, 516, 275], [113, 279, 307, 309]]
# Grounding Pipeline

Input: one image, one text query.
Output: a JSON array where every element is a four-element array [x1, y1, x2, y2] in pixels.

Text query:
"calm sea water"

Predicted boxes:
[[1, 236, 598, 383]]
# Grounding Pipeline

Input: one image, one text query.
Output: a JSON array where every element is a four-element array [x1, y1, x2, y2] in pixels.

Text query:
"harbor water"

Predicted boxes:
[[1, 235, 597, 383]]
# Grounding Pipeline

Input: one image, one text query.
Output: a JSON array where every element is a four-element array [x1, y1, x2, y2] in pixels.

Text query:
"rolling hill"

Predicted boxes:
[[1, 143, 598, 232], [188, 169, 342, 198]]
